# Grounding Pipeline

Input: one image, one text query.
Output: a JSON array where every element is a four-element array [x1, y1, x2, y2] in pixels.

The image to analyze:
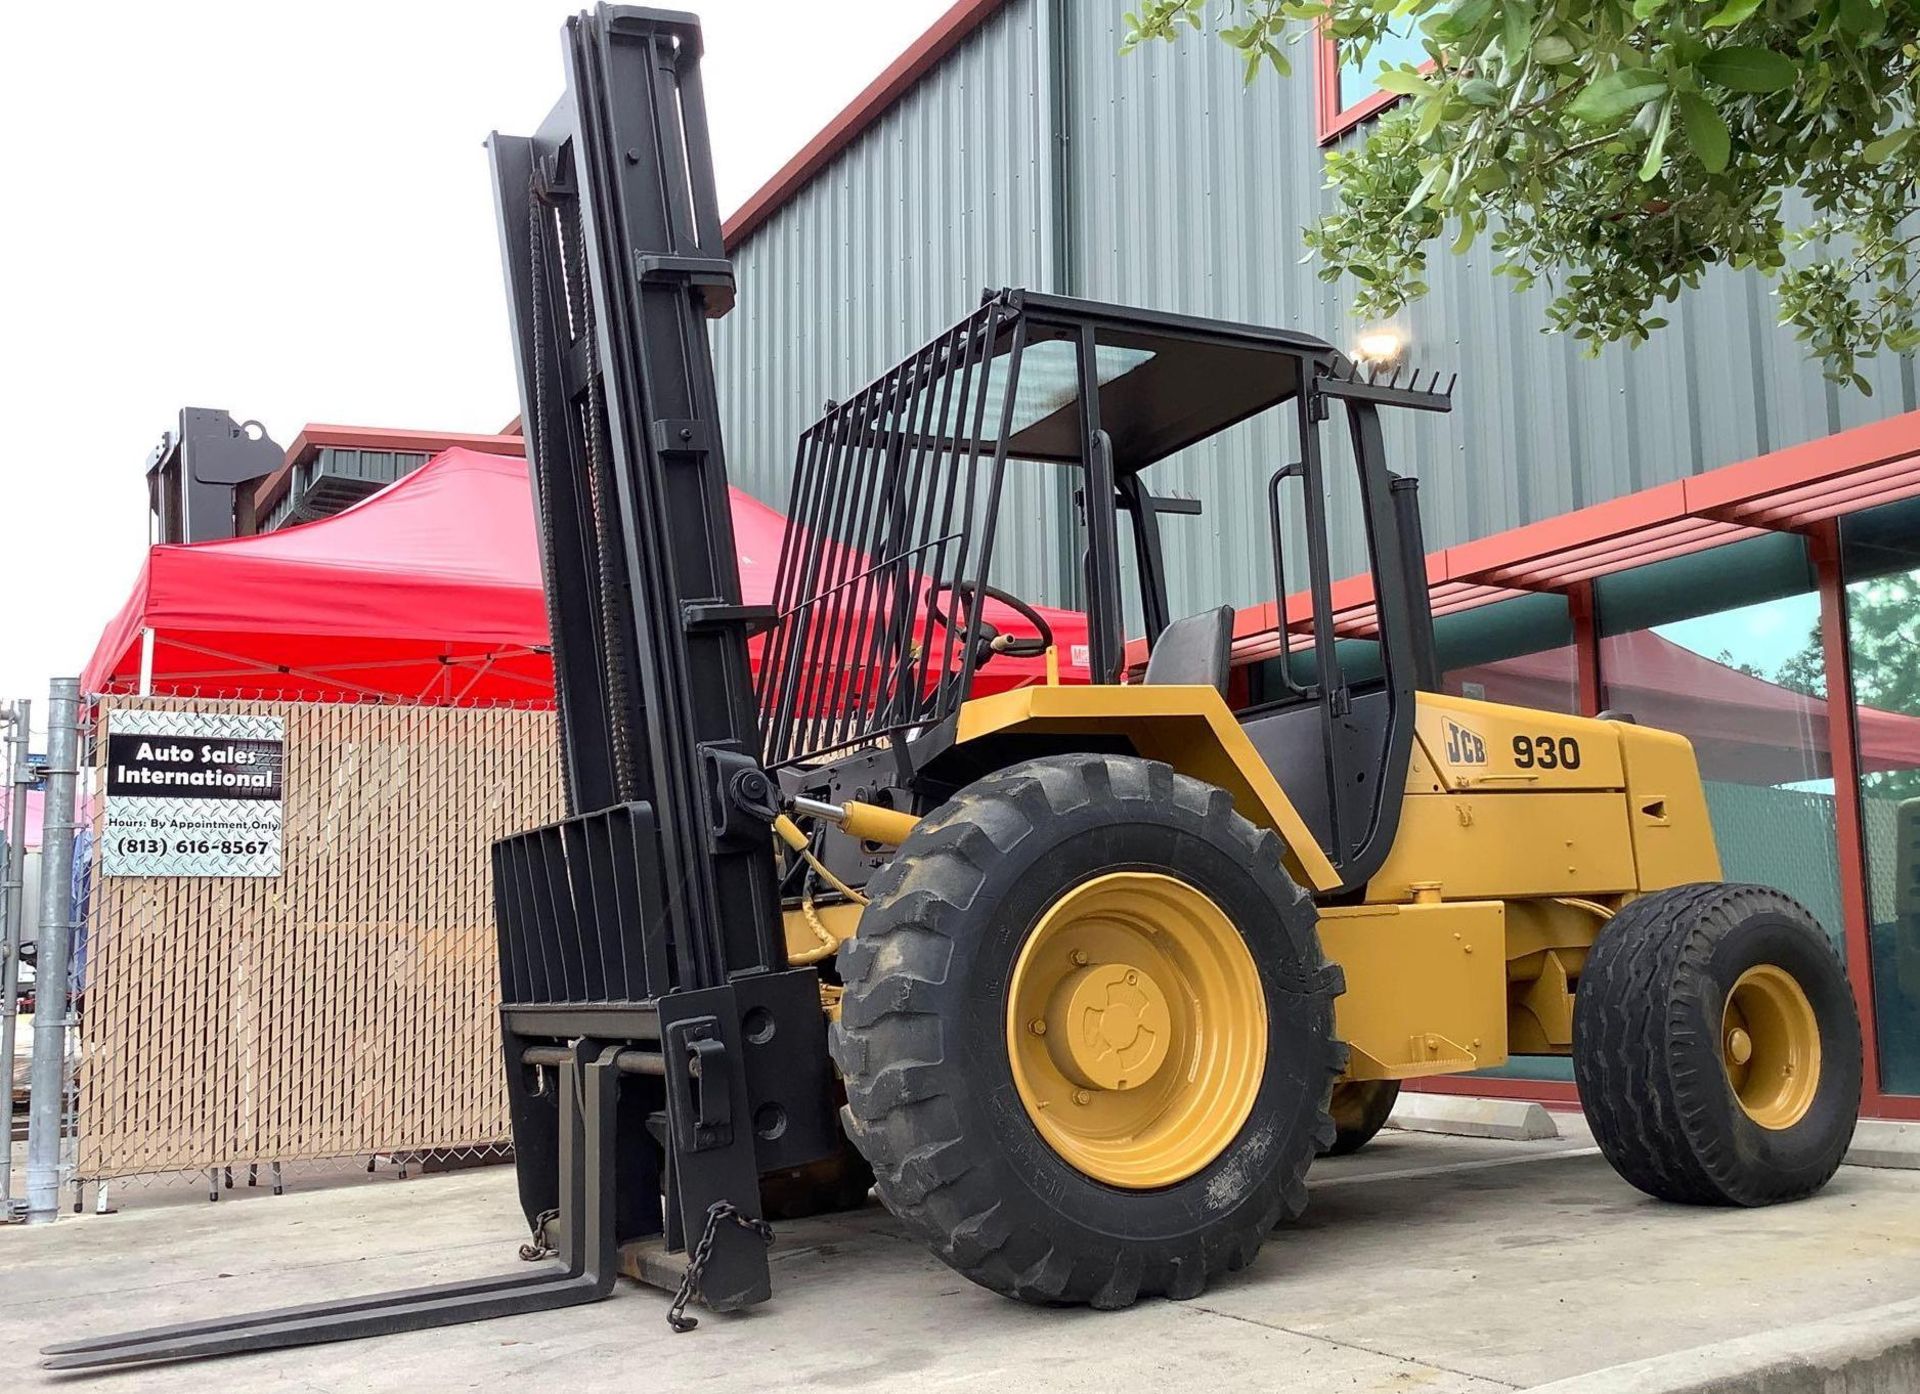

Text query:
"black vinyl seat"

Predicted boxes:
[[1142, 605, 1234, 697]]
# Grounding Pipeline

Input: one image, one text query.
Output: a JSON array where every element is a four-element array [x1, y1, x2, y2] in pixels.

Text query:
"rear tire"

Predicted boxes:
[[1319, 1080, 1400, 1157], [1572, 883, 1860, 1206], [830, 753, 1344, 1308]]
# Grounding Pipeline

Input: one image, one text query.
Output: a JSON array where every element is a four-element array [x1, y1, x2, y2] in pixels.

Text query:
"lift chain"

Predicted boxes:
[[517, 1207, 560, 1263], [666, 1200, 775, 1334]]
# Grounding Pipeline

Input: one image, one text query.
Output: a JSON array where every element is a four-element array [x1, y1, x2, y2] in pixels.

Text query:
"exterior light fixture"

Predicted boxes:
[[1355, 327, 1405, 364]]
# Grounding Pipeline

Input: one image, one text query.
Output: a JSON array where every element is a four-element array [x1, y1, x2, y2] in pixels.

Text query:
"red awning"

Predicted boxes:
[[84, 447, 1087, 706]]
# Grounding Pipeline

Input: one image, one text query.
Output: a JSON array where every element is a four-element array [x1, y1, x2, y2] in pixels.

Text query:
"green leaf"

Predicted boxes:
[[1678, 91, 1732, 172], [1402, 161, 1443, 215], [1837, 0, 1883, 35], [1703, 0, 1764, 27], [1501, 0, 1535, 66], [1862, 127, 1912, 163], [1460, 76, 1499, 106], [1698, 45, 1796, 93], [1568, 67, 1668, 124], [1639, 95, 1675, 180], [1424, 0, 1492, 45], [1632, 0, 1667, 19], [1373, 67, 1432, 96], [1532, 33, 1574, 63], [1416, 91, 1447, 137]]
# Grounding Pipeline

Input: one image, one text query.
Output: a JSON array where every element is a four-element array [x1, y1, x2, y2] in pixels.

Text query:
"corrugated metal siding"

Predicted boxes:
[[1065, 0, 1917, 612], [711, 0, 1071, 604], [718, 0, 1917, 616]]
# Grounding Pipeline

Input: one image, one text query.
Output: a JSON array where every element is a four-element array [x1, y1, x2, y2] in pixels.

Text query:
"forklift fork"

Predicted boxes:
[[41, 1045, 626, 1371]]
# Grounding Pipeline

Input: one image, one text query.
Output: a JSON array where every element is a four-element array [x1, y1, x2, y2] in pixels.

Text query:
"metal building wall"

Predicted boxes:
[[711, 0, 1069, 603], [716, 0, 1919, 615]]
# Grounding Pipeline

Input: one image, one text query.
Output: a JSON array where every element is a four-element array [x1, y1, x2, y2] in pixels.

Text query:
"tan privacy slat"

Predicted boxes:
[[78, 697, 563, 1182]]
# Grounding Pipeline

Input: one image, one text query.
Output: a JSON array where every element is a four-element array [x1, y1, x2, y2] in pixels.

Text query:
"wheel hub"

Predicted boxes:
[[1006, 871, 1267, 1189], [1047, 963, 1172, 1092], [1721, 963, 1821, 1130]]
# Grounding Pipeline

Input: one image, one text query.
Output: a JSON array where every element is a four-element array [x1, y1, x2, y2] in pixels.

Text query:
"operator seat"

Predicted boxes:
[[1143, 605, 1234, 697]]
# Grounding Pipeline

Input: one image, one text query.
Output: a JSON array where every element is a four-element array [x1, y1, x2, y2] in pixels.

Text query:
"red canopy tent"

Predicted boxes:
[[85, 446, 1088, 706]]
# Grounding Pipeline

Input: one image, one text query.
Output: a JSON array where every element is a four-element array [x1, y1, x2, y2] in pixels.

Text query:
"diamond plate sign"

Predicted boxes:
[[103, 710, 285, 877]]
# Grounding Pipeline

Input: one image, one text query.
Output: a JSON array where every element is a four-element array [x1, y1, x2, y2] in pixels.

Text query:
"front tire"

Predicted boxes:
[[1572, 883, 1860, 1206], [830, 753, 1344, 1308]]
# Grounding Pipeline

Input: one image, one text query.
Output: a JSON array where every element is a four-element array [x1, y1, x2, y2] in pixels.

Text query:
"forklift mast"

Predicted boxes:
[[40, 9, 833, 1370], [486, 0, 833, 1305]]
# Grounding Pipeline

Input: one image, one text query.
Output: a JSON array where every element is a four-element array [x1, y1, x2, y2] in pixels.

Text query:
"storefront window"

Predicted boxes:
[[1840, 497, 1920, 1096], [1596, 534, 1846, 948]]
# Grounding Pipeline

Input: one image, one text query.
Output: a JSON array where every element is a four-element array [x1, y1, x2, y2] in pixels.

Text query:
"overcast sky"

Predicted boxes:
[[0, 0, 954, 737]]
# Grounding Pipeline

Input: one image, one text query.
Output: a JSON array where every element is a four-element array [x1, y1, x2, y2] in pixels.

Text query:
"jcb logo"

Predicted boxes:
[[1443, 719, 1487, 766]]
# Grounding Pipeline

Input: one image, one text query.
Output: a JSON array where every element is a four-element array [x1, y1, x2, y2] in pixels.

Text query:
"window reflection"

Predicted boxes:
[[1597, 536, 1845, 953], [1438, 592, 1578, 714], [1841, 498, 1920, 1096]]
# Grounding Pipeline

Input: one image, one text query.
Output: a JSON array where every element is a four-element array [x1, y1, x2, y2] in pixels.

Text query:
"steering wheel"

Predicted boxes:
[[925, 580, 1055, 663]]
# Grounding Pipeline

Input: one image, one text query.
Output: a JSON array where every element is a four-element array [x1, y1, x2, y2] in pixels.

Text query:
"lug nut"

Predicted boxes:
[[1029, 1019, 1047, 1036], [1070, 949, 1088, 966], [1072, 1089, 1091, 1106]]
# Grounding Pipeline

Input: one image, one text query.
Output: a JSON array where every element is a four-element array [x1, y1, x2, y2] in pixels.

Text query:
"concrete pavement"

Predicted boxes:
[[4, 1121, 1918, 1391]]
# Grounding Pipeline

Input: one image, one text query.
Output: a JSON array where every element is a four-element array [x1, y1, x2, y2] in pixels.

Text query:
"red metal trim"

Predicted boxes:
[[1223, 411, 1920, 670], [253, 425, 526, 518], [721, 0, 1010, 250], [1315, 24, 1427, 143], [1683, 413, 1920, 521], [1810, 521, 1888, 1109], [1568, 581, 1602, 715], [1405, 1075, 1581, 1106]]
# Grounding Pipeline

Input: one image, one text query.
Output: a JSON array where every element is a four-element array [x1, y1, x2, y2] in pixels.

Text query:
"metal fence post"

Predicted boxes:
[[25, 679, 79, 1225], [1, 698, 30, 1215]]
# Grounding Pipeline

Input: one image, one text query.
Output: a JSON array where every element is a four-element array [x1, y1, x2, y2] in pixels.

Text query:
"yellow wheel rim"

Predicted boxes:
[[1005, 871, 1266, 1189], [1721, 963, 1821, 1130]]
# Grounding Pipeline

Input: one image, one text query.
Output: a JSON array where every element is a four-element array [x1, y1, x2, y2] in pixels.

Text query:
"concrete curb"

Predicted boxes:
[[1386, 1093, 1559, 1141], [1844, 1119, 1920, 1170], [1525, 1295, 1920, 1393]]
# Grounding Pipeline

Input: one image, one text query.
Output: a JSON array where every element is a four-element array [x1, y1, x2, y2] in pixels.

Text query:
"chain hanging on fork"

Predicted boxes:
[[517, 1206, 561, 1262], [666, 1201, 775, 1333]]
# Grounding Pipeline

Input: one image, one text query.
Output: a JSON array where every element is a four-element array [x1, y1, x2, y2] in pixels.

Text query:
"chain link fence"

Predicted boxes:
[[70, 690, 561, 1206]]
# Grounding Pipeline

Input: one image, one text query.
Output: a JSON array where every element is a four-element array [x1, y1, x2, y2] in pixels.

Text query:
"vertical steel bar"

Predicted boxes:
[[815, 359, 914, 755], [783, 404, 871, 759], [1810, 520, 1884, 1106], [831, 345, 934, 752], [924, 309, 1002, 698], [25, 678, 79, 1225], [0, 698, 28, 1210], [882, 327, 966, 725]]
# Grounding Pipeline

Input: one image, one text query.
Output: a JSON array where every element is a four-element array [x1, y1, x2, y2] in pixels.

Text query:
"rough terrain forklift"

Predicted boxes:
[[47, 3, 1861, 1369]]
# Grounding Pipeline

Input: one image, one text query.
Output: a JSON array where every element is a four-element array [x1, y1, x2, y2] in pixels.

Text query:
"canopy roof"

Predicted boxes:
[[87, 449, 557, 703], [85, 446, 1087, 706]]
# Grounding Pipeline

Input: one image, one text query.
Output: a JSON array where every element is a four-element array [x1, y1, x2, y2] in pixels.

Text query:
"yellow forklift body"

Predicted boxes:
[[783, 684, 1727, 1080], [954, 683, 1344, 891]]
